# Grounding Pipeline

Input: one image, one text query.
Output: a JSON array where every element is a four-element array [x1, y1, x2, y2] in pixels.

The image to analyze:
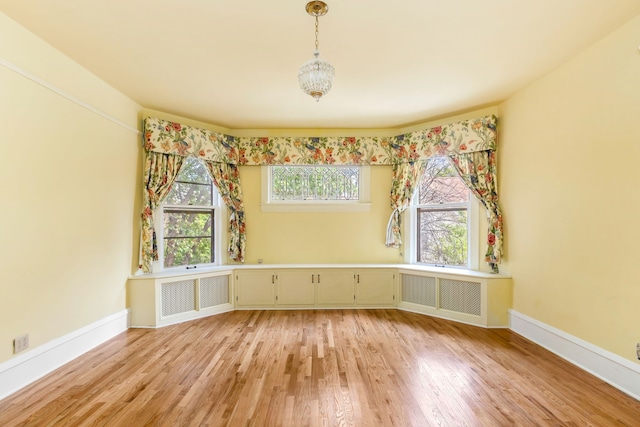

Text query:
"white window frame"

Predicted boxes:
[[261, 165, 371, 212], [152, 160, 224, 273], [405, 170, 481, 271]]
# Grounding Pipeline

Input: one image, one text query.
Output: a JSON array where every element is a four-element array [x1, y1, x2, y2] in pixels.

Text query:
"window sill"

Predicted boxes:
[[130, 265, 234, 280], [129, 263, 510, 280]]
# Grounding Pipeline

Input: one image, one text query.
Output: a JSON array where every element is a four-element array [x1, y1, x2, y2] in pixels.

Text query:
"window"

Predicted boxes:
[[155, 157, 220, 270], [261, 165, 371, 212], [412, 157, 472, 268]]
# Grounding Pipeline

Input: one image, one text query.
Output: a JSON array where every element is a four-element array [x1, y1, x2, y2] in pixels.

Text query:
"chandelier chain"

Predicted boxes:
[[315, 16, 320, 51]]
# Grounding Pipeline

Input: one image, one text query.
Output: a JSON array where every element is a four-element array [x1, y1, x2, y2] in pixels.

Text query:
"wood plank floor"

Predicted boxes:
[[1, 310, 639, 426]]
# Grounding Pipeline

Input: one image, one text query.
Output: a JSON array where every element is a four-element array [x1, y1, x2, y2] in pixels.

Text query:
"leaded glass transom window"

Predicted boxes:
[[270, 166, 360, 201]]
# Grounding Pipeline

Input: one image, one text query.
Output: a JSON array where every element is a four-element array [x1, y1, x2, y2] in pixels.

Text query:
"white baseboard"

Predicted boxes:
[[0, 309, 130, 401], [509, 309, 640, 400]]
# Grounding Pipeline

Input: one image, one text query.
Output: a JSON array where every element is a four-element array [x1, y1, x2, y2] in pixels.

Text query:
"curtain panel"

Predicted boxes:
[[385, 161, 428, 248], [204, 161, 246, 263], [449, 150, 504, 272], [139, 152, 185, 273], [144, 115, 497, 166]]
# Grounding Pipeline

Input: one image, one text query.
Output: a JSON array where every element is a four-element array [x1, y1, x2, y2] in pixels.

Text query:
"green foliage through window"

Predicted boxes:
[[162, 157, 217, 268]]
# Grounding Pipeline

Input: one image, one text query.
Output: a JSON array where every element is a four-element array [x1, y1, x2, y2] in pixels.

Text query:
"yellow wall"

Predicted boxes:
[[499, 14, 640, 363], [0, 13, 141, 363], [240, 166, 399, 264]]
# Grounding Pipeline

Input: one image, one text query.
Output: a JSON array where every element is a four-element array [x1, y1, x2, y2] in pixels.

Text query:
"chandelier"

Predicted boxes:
[[298, 1, 334, 101]]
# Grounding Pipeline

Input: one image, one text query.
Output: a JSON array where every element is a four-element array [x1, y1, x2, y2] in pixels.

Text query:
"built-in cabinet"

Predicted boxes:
[[397, 268, 512, 327], [128, 269, 233, 327], [315, 270, 357, 305], [128, 265, 512, 329], [234, 270, 277, 307], [355, 270, 396, 305], [277, 270, 316, 305], [234, 268, 397, 308]]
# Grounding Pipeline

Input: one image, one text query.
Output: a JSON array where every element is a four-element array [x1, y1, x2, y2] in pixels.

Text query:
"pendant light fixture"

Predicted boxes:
[[298, 1, 334, 101]]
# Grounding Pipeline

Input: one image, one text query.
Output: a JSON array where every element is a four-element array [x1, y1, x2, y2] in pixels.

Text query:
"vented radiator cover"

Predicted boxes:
[[128, 271, 233, 328], [399, 272, 490, 326], [161, 279, 196, 317], [200, 275, 229, 309]]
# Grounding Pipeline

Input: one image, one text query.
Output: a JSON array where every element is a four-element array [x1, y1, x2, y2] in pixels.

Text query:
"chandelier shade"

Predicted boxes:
[[299, 1, 334, 101], [298, 51, 335, 102]]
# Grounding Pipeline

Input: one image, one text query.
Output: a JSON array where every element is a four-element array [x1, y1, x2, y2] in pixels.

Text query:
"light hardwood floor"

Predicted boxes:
[[0, 309, 639, 426]]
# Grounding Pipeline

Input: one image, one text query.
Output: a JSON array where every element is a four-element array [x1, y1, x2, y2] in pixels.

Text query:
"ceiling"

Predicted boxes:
[[1, 1, 639, 130]]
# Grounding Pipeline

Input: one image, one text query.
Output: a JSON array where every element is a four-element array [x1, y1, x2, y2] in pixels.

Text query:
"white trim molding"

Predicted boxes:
[[0, 309, 130, 401], [0, 56, 140, 135], [509, 309, 640, 400]]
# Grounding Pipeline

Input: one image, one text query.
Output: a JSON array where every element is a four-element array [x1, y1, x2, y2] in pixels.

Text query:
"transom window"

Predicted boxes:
[[271, 165, 360, 200], [262, 165, 371, 212], [414, 157, 470, 267], [157, 157, 219, 269]]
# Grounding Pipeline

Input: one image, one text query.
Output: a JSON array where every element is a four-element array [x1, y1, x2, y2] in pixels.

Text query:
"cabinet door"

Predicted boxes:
[[316, 270, 355, 306], [235, 270, 276, 307], [355, 269, 396, 306], [277, 270, 315, 305]]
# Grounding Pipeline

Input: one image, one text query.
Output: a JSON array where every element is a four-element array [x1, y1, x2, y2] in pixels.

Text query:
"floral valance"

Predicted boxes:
[[143, 115, 497, 165]]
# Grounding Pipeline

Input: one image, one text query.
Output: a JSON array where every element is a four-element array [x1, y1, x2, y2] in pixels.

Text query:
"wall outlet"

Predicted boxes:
[[636, 342, 640, 360], [14, 334, 29, 354]]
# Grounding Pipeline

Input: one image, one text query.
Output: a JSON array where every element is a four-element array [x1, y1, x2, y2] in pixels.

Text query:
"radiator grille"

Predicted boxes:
[[401, 274, 436, 307], [161, 279, 195, 317], [439, 278, 481, 316], [200, 275, 229, 308]]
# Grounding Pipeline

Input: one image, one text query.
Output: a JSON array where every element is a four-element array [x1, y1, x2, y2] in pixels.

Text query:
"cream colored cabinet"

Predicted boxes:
[[397, 269, 512, 327], [355, 269, 396, 306], [315, 269, 356, 306], [239, 268, 359, 307], [234, 270, 277, 307], [128, 270, 233, 328], [276, 270, 315, 306]]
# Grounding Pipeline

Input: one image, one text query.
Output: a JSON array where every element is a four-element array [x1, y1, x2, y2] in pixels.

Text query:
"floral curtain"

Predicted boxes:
[[144, 117, 238, 163], [204, 161, 246, 263], [449, 150, 503, 272], [139, 152, 185, 273], [144, 115, 497, 166], [386, 161, 427, 248]]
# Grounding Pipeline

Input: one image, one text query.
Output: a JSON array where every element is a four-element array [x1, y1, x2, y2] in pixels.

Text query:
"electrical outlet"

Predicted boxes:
[[13, 334, 29, 354], [636, 343, 640, 360]]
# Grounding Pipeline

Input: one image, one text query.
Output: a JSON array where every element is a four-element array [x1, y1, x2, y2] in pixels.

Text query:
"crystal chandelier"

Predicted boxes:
[[298, 1, 334, 102]]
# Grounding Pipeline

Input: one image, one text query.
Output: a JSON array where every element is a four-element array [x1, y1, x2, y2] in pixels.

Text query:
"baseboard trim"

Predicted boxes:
[[0, 309, 130, 401], [509, 309, 640, 400]]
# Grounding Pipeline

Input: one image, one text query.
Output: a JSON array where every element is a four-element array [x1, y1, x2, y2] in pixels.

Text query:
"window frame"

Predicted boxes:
[[152, 158, 223, 272], [261, 165, 371, 212], [406, 159, 481, 270]]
